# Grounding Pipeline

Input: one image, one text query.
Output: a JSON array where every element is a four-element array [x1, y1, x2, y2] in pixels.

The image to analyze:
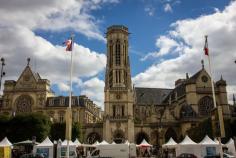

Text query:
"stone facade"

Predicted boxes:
[[0, 25, 236, 147], [0, 62, 102, 125]]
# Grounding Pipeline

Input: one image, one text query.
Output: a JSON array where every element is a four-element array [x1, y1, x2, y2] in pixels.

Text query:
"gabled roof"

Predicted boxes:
[[162, 137, 177, 148], [135, 87, 172, 105], [37, 137, 53, 147], [0, 137, 12, 147], [16, 65, 38, 84], [199, 135, 217, 145], [179, 135, 197, 145], [185, 68, 210, 85]]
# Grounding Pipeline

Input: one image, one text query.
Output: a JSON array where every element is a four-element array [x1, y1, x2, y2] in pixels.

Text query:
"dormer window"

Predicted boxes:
[[49, 99, 53, 106]]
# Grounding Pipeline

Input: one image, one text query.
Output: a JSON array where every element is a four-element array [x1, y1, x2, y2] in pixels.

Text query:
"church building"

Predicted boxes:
[[0, 25, 236, 147]]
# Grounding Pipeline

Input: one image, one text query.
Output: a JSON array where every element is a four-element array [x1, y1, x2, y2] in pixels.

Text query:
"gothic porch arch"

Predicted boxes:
[[135, 131, 149, 145]]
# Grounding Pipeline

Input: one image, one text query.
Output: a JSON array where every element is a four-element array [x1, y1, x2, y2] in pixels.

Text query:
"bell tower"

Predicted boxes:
[[103, 25, 134, 143]]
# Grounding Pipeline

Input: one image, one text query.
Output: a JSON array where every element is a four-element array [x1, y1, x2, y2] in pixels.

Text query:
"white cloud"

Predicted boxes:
[[145, 6, 155, 16], [0, 0, 118, 41], [164, 3, 173, 12], [80, 77, 105, 109], [134, 1, 236, 103], [0, 25, 106, 107], [0, 0, 118, 108], [141, 36, 181, 60]]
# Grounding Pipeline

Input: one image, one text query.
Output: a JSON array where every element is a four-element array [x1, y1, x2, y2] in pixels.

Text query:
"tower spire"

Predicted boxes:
[[27, 58, 30, 66], [233, 94, 236, 105], [201, 59, 204, 69]]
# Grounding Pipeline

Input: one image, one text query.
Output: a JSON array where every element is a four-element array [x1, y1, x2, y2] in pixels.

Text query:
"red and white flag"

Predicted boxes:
[[204, 36, 209, 56], [64, 38, 73, 51]]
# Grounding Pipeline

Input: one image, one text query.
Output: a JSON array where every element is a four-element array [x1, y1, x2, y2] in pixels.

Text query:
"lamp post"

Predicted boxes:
[[0, 57, 6, 92]]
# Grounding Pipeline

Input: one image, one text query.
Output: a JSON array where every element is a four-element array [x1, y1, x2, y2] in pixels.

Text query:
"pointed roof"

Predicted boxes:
[[125, 140, 129, 144], [61, 140, 76, 146], [99, 140, 109, 145], [185, 68, 210, 85], [226, 138, 235, 146], [16, 65, 39, 84], [162, 137, 177, 147], [73, 138, 81, 147], [179, 135, 197, 145], [37, 137, 53, 147], [93, 141, 100, 146], [199, 135, 217, 145], [0, 137, 12, 147], [138, 139, 152, 147]]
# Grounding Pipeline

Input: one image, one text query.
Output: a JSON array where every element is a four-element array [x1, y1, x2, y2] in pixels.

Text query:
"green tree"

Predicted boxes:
[[50, 122, 82, 141], [0, 114, 11, 140], [8, 113, 51, 142]]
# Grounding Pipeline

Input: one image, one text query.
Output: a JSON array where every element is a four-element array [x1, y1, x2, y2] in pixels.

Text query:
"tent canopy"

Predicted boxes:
[[162, 137, 177, 148], [199, 135, 217, 145], [14, 140, 39, 146], [99, 140, 109, 145], [179, 135, 196, 145], [61, 140, 76, 146], [138, 139, 152, 147], [37, 137, 53, 147], [0, 137, 12, 147], [73, 138, 81, 147]]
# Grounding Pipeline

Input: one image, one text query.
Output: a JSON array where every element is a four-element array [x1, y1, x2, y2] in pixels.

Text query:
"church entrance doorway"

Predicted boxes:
[[135, 131, 149, 144]]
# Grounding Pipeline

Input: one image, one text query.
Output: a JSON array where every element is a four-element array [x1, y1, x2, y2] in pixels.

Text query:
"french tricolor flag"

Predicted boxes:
[[64, 38, 73, 51]]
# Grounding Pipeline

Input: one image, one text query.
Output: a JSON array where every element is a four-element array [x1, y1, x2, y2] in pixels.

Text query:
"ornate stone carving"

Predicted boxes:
[[15, 95, 33, 113]]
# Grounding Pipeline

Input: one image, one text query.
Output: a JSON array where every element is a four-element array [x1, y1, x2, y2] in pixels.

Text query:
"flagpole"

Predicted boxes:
[[66, 34, 74, 158], [205, 35, 223, 158]]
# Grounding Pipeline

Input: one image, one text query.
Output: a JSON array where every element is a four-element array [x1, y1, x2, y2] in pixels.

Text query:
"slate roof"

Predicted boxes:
[[135, 87, 172, 105], [46, 96, 81, 107]]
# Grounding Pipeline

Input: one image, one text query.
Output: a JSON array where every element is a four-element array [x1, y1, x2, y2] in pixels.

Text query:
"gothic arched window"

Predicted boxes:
[[115, 40, 121, 65], [180, 105, 196, 119], [198, 96, 214, 116]]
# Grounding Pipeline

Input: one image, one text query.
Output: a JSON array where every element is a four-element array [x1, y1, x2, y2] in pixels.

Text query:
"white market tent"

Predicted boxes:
[[225, 138, 236, 157], [176, 135, 201, 158], [199, 135, 220, 157], [0, 137, 12, 158], [61, 140, 76, 146], [99, 140, 109, 145], [57, 139, 77, 158], [73, 138, 81, 147], [34, 137, 53, 158], [162, 137, 177, 149], [137, 139, 152, 147], [0, 137, 12, 147]]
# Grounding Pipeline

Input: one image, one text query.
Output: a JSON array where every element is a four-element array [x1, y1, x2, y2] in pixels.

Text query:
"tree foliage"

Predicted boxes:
[[0, 113, 51, 142], [50, 122, 82, 141]]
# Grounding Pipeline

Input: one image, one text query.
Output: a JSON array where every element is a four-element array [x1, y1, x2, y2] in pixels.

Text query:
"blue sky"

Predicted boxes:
[[0, 0, 236, 108]]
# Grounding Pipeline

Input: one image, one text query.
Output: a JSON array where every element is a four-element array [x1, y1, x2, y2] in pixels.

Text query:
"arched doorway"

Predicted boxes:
[[135, 131, 149, 144], [113, 129, 125, 144], [87, 132, 102, 144], [165, 128, 177, 143]]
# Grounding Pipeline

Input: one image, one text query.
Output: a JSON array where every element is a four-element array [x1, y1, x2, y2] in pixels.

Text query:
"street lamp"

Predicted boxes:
[[0, 57, 6, 92]]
